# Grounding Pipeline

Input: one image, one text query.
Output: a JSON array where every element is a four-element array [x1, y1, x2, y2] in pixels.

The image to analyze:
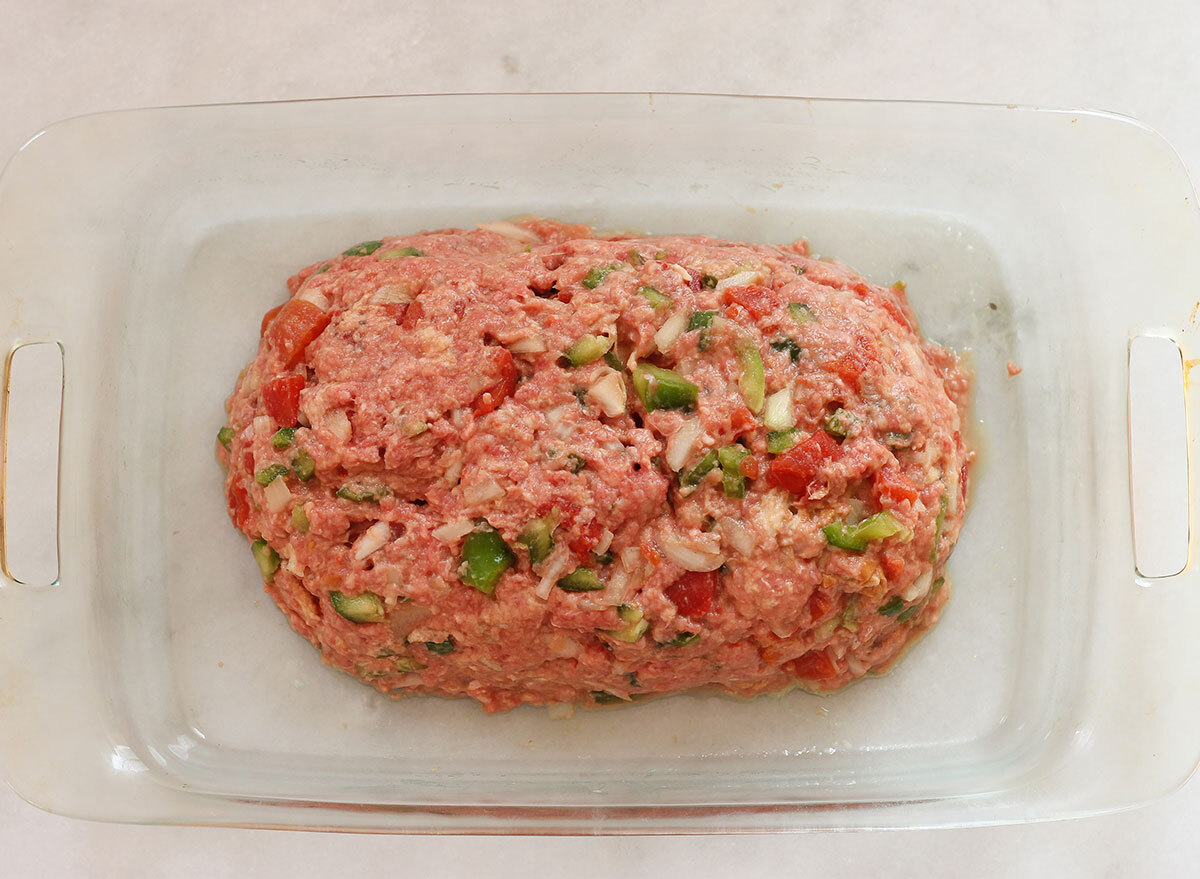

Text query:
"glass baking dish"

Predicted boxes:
[[0, 93, 1197, 833]]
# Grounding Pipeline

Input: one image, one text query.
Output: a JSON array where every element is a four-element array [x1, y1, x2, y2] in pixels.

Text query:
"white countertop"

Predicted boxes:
[[3, 0, 1199, 874]]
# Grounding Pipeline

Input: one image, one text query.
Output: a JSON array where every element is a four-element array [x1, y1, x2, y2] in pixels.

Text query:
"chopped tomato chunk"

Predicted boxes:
[[768, 430, 840, 495], [872, 465, 920, 508], [828, 347, 870, 390], [786, 648, 839, 682], [665, 570, 717, 618], [721, 284, 777, 318], [227, 480, 252, 531], [260, 304, 283, 337], [880, 550, 906, 582], [262, 375, 305, 426], [806, 590, 834, 620], [728, 405, 757, 438], [566, 521, 605, 557], [472, 347, 518, 416], [265, 299, 330, 368]]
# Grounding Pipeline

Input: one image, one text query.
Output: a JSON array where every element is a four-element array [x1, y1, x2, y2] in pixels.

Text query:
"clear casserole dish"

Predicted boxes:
[[0, 93, 1197, 833]]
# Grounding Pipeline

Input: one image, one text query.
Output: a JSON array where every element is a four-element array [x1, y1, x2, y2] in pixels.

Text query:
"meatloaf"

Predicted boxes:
[[217, 217, 971, 713]]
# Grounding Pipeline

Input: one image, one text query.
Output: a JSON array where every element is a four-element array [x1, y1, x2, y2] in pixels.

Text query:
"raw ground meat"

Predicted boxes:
[[218, 218, 972, 713]]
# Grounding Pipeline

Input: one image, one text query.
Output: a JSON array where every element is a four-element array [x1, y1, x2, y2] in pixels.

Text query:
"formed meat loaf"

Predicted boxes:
[[218, 218, 972, 713]]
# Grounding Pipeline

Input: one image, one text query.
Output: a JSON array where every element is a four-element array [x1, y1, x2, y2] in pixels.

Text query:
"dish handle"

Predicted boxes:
[[1128, 333, 1191, 581], [0, 341, 63, 587]]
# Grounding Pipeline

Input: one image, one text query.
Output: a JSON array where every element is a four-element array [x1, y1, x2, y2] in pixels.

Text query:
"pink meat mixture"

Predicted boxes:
[[219, 217, 971, 712]]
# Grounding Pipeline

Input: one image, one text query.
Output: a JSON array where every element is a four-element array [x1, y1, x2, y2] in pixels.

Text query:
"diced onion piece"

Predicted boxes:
[[535, 548, 572, 600], [373, 283, 413, 306], [654, 311, 689, 353], [463, 477, 505, 505], [659, 529, 724, 572], [431, 519, 475, 543], [903, 570, 934, 602], [546, 701, 576, 720], [263, 476, 292, 512], [619, 546, 642, 572], [353, 521, 391, 560], [601, 565, 629, 606], [666, 263, 692, 283], [325, 409, 352, 442], [595, 528, 614, 554], [283, 546, 305, 577], [297, 288, 331, 310], [508, 335, 547, 354], [665, 417, 703, 471], [477, 221, 542, 244], [715, 269, 765, 291], [253, 415, 273, 436], [719, 516, 755, 556], [588, 371, 627, 416], [763, 388, 795, 431]]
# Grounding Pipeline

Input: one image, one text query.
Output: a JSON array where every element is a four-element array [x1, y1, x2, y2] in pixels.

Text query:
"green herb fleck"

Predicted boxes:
[[517, 516, 556, 565], [460, 526, 515, 595], [217, 426, 235, 450], [787, 302, 816, 323], [255, 463, 290, 486], [823, 408, 854, 439], [342, 240, 383, 256], [680, 449, 719, 486], [767, 429, 798, 454], [378, 245, 424, 259], [769, 337, 802, 364], [291, 449, 316, 481], [631, 363, 699, 412], [330, 591, 386, 623], [823, 511, 911, 553], [336, 482, 389, 503], [271, 427, 296, 449], [250, 540, 279, 581], [562, 334, 613, 367], [557, 568, 605, 592], [639, 285, 672, 308], [290, 504, 309, 533], [582, 264, 619, 289], [717, 445, 750, 499]]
